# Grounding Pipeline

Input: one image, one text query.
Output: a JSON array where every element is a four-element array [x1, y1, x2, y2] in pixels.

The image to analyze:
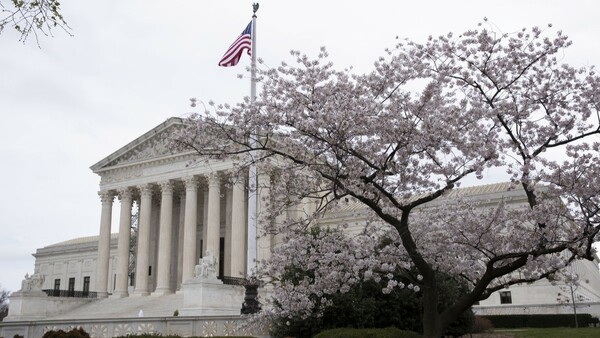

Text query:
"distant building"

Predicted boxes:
[[474, 255, 600, 316], [32, 234, 118, 297]]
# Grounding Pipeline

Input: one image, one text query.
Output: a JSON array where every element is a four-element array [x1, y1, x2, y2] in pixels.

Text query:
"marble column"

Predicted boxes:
[[176, 192, 185, 289], [224, 185, 233, 276], [153, 181, 174, 295], [230, 175, 246, 277], [133, 184, 153, 296], [206, 173, 221, 271], [202, 189, 209, 256], [112, 188, 133, 298], [256, 172, 272, 264], [95, 190, 114, 298], [181, 176, 199, 283]]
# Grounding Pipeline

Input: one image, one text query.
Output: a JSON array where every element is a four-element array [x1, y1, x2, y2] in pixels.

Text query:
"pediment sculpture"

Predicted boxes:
[[20, 272, 45, 293]]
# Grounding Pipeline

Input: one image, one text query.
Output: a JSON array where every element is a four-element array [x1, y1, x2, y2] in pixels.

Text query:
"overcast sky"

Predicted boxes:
[[1, 0, 599, 293]]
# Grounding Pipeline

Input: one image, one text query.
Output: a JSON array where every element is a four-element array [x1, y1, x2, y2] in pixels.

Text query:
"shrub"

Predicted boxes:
[[112, 335, 254, 338], [42, 327, 90, 338], [313, 327, 421, 338], [483, 314, 599, 328], [471, 316, 493, 333]]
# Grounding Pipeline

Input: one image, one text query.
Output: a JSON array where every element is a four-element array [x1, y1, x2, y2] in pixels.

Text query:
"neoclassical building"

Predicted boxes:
[[88, 117, 273, 298]]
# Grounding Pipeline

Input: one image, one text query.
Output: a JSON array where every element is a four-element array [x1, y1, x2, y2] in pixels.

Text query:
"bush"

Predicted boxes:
[[289, 274, 474, 337], [112, 335, 254, 338], [269, 279, 423, 338], [42, 327, 90, 338], [471, 316, 494, 333], [483, 314, 599, 328], [313, 327, 421, 338], [270, 275, 473, 338]]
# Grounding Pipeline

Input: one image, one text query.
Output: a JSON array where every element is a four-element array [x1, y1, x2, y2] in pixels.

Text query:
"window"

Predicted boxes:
[[219, 237, 225, 278], [83, 276, 90, 295], [68, 278, 75, 296], [500, 291, 512, 304], [53, 279, 60, 297], [148, 265, 152, 276]]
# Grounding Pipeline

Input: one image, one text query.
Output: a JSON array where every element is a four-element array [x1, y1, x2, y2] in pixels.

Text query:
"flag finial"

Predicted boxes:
[[253, 3, 259, 16]]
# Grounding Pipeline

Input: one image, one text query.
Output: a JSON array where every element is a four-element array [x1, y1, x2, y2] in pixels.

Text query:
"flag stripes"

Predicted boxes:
[[218, 21, 252, 67]]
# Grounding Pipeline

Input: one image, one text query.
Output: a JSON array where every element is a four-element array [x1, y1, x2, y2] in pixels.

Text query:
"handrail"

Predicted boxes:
[[42, 289, 97, 298]]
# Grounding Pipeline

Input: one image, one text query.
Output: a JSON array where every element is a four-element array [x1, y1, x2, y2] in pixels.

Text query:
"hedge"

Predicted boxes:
[[112, 336, 254, 338], [483, 314, 600, 328], [312, 327, 422, 338]]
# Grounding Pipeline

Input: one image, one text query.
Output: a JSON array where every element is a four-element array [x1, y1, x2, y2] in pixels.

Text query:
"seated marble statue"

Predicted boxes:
[[194, 250, 218, 279], [20, 272, 45, 292]]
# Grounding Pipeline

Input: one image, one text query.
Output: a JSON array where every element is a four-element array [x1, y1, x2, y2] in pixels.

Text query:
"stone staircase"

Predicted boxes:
[[48, 293, 185, 320]]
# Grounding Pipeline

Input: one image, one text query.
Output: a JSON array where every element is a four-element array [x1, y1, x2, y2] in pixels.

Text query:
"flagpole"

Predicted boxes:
[[246, 3, 258, 279], [241, 3, 262, 315]]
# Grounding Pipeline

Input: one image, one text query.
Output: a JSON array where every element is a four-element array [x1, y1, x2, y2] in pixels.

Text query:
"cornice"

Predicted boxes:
[[34, 236, 119, 258], [94, 150, 198, 174]]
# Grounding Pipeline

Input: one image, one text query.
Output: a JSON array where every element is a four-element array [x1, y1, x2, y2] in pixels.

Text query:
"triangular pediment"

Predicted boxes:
[[90, 117, 185, 172]]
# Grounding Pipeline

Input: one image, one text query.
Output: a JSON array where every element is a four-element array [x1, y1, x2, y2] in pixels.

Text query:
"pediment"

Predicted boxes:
[[90, 117, 185, 172]]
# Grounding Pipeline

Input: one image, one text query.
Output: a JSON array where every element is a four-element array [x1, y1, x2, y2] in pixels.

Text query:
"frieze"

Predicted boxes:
[[142, 160, 190, 176], [100, 167, 144, 185], [100, 157, 197, 186]]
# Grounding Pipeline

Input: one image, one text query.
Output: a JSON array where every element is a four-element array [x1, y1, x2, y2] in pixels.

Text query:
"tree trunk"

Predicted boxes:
[[421, 278, 443, 338]]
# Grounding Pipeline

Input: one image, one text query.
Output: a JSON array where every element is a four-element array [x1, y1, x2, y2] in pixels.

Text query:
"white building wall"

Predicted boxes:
[[476, 258, 600, 316], [32, 234, 119, 294]]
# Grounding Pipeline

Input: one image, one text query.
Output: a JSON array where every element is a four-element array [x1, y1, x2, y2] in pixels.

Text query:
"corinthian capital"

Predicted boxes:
[[98, 190, 115, 204], [183, 176, 199, 190], [117, 187, 133, 201], [207, 172, 221, 187], [138, 183, 153, 197], [159, 180, 174, 191]]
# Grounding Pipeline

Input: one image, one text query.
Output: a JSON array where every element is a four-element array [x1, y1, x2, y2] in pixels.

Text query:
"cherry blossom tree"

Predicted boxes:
[[173, 22, 600, 337], [0, 0, 71, 45]]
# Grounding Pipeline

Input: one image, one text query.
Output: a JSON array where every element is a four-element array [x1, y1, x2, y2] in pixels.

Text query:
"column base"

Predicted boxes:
[[130, 290, 150, 297], [151, 289, 173, 297], [109, 291, 129, 299], [96, 291, 109, 299]]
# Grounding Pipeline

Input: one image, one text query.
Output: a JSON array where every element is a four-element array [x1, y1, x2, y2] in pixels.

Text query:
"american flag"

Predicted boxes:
[[218, 21, 252, 67]]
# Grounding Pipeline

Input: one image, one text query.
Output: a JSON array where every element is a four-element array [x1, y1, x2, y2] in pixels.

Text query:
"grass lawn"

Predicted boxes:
[[494, 327, 600, 337]]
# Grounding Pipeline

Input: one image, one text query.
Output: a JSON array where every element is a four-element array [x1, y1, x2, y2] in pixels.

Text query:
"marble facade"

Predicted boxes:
[[89, 117, 271, 298]]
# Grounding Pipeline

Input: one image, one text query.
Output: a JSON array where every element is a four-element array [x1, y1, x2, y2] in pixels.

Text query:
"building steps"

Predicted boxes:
[[48, 293, 184, 320]]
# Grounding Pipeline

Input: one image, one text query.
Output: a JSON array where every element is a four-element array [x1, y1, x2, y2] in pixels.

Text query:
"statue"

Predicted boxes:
[[20, 272, 45, 292], [194, 250, 218, 279]]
